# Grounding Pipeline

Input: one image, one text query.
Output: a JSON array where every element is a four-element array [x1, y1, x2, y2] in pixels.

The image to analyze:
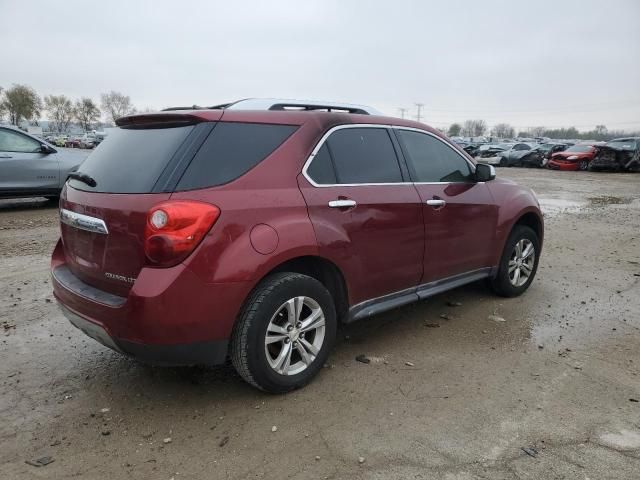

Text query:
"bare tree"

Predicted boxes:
[[461, 119, 487, 137], [0, 84, 42, 126], [448, 123, 462, 136], [75, 98, 101, 132], [595, 124, 607, 135], [491, 123, 515, 138], [530, 126, 546, 137], [44, 95, 75, 133], [100, 91, 135, 124]]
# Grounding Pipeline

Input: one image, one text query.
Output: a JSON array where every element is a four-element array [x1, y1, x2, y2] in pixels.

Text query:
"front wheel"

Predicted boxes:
[[230, 273, 336, 393], [578, 160, 589, 171], [490, 225, 540, 297]]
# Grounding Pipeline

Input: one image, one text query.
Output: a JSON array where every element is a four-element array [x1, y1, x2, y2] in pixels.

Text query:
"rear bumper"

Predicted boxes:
[[60, 303, 228, 365], [51, 239, 252, 366]]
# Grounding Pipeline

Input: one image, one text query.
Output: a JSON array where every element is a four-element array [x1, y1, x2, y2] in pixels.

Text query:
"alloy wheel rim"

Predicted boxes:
[[264, 296, 326, 376], [508, 239, 535, 287]]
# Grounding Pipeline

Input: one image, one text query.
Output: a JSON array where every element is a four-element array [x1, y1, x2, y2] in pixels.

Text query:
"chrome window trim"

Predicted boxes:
[[301, 124, 477, 188], [60, 208, 109, 235]]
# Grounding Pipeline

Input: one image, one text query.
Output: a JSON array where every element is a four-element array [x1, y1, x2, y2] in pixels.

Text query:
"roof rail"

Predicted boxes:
[[225, 98, 382, 115], [161, 98, 383, 115]]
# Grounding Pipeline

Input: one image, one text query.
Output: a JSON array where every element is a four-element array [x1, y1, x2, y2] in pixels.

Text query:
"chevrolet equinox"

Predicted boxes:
[[51, 99, 543, 393]]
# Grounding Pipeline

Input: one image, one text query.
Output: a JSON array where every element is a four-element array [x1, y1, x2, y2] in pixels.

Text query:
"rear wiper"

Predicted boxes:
[[67, 171, 97, 187]]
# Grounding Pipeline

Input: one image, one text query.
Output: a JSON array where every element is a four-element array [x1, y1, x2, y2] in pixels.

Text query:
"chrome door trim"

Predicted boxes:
[[60, 208, 109, 234], [301, 123, 478, 188], [328, 199, 357, 208], [301, 123, 409, 188]]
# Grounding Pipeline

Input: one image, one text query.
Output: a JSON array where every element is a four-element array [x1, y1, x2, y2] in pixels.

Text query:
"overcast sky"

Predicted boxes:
[[1, 0, 639, 132]]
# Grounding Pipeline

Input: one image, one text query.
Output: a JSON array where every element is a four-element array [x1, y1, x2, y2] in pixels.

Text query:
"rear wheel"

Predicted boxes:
[[230, 273, 336, 393], [490, 225, 540, 297]]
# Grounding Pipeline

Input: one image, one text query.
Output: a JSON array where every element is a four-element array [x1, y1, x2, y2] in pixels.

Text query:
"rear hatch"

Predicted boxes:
[[60, 113, 218, 296], [59, 112, 298, 297]]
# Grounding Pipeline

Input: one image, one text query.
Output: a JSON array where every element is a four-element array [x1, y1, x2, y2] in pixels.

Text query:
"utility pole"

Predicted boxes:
[[414, 103, 424, 123], [398, 107, 408, 119]]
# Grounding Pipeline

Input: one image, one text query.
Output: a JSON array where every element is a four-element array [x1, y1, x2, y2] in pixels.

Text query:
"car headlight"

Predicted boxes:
[[567, 155, 578, 160]]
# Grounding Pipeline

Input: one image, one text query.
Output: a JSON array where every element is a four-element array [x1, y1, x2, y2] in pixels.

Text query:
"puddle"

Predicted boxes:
[[537, 197, 586, 217], [587, 196, 632, 206], [598, 429, 640, 451]]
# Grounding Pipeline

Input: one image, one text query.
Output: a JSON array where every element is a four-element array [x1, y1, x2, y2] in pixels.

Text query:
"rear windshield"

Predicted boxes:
[[68, 125, 195, 193]]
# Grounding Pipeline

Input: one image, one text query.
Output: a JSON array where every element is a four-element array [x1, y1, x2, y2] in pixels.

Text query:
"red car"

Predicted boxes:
[[51, 99, 543, 392], [547, 144, 596, 171]]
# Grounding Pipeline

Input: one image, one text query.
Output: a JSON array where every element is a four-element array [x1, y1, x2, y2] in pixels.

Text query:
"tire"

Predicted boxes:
[[490, 225, 540, 297], [499, 157, 507, 167], [578, 160, 589, 171], [230, 272, 337, 393]]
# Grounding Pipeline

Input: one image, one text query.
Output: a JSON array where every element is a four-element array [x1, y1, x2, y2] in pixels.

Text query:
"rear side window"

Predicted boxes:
[[306, 144, 337, 184], [68, 125, 195, 193], [397, 130, 473, 183], [325, 128, 402, 184], [176, 123, 297, 190]]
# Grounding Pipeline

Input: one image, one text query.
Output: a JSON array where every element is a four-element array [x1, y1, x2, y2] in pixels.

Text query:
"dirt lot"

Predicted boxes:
[[1, 169, 639, 480]]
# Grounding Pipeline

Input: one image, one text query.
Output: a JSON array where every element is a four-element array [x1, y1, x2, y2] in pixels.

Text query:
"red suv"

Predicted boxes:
[[51, 99, 543, 392]]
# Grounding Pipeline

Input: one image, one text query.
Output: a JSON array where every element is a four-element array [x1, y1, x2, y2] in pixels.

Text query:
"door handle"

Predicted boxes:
[[328, 199, 357, 208], [426, 199, 446, 207]]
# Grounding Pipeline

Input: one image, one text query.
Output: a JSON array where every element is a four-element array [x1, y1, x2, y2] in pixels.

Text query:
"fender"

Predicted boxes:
[[488, 179, 544, 267]]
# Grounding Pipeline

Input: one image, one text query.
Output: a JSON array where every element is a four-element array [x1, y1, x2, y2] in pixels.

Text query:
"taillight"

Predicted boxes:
[[144, 200, 220, 267]]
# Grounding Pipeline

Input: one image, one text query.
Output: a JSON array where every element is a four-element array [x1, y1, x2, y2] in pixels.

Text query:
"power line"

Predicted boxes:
[[414, 103, 424, 123]]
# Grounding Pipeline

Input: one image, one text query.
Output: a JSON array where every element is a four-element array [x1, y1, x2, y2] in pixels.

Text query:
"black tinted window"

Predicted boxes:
[[397, 130, 473, 183], [68, 125, 195, 193], [327, 128, 402, 184], [177, 123, 297, 190], [307, 144, 336, 184]]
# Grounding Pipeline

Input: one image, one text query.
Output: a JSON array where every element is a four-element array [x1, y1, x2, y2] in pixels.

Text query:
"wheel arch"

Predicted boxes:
[[258, 255, 350, 323]]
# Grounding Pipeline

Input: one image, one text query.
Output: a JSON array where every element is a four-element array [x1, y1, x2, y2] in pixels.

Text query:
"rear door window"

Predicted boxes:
[[397, 130, 474, 183], [176, 123, 297, 190], [68, 125, 196, 193], [325, 127, 403, 184], [306, 144, 337, 184]]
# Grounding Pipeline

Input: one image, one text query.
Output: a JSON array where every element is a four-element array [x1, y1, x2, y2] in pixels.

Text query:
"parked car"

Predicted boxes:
[[496, 143, 543, 167], [589, 138, 640, 172], [65, 136, 82, 148], [547, 144, 596, 171], [533, 143, 569, 161], [53, 135, 68, 147], [51, 98, 543, 393], [474, 143, 511, 165], [0, 126, 90, 199], [79, 135, 96, 149]]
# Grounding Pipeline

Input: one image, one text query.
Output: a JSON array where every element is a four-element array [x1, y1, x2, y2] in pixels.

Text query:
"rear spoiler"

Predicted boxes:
[[115, 113, 205, 129]]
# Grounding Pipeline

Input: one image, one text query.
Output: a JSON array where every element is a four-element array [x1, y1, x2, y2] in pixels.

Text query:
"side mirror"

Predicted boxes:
[[475, 163, 496, 182], [40, 144, 57, 154]]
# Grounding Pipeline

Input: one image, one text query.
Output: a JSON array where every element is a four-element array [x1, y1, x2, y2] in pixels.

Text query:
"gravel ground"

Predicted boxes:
[[1, 169, 639, 479]]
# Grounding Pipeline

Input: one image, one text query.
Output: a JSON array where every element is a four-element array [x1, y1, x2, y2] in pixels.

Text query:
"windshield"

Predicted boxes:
[[566, 145, 592, 153], [606, 139, 637, 150]]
